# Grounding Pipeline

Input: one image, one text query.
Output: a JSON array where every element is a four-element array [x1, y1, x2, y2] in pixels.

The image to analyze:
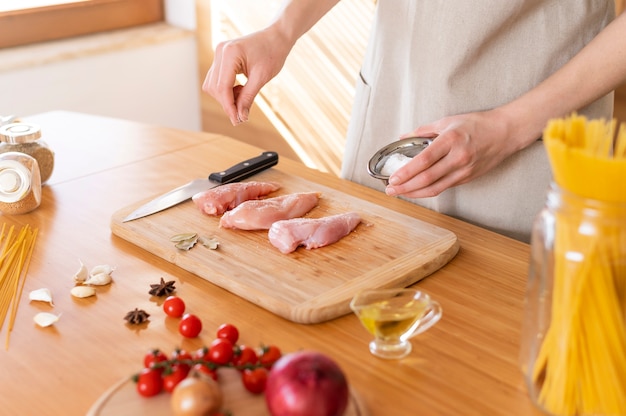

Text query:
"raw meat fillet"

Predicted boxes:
[[219, 192, 320, 230], [268, 212, 362, 254], [192, 181, 280, 215]]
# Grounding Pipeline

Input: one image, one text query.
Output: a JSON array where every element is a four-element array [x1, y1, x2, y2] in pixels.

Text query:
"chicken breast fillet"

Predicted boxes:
[[192, 181, 281, 215], [268, 212, 362, 254], [219, 192, 321, 230]]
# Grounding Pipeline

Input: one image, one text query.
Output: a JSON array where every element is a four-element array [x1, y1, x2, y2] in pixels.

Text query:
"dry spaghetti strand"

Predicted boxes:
[[0, 224, 38, 350]]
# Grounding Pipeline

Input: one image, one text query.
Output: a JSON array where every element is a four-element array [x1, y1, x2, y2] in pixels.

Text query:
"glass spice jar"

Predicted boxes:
[[521, 182, 626, 416], [0, 152, 42, 215], [0, 122, 54, 184]]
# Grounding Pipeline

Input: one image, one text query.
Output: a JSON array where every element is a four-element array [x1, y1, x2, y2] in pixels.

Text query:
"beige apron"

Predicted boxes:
[[342, 0, 614, 242]]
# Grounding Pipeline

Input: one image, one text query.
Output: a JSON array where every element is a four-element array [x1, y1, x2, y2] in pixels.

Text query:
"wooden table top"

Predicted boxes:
[[0, 111, 543, 416]]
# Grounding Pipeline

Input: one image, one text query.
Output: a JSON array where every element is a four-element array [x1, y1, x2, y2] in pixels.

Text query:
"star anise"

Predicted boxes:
[[124, 308, 150, 325], [149, 277, 176, 297]]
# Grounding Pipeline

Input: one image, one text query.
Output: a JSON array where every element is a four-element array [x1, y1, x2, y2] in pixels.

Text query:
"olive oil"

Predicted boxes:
[[356, 299, 428, 341], [350, 288, 442, 359]]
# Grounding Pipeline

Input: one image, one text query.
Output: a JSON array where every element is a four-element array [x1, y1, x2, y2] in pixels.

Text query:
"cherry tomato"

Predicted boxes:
[[163, 363, 190, 393], [163, 296, 186, 318], [241, 367, 268, 394], [259, 345, 282, 368], [192, 363, 218, 381], [216, 323, 239, 345], [144, 349, 168, 372], [193, 346, 210, 362], [232, 345, 258, 370], [179, 313, 202, 338], [136, 367, 163, 397], [208, 338, 234, 365], [171, 348, 193, 372]]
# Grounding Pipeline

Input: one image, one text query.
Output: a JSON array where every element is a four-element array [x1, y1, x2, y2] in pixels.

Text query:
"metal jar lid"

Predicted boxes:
[[0, 122, 42, 144], [0, 159, 32, 203]]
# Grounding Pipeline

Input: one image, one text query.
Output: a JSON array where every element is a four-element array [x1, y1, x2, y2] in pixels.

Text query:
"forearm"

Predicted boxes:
[[499, 11, 626, 148], [267, 0, 341, 48]]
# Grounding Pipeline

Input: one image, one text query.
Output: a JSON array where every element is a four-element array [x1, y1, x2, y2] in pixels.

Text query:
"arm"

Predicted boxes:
[[387, 11, 626, 199], [203, 0, 340, 126]]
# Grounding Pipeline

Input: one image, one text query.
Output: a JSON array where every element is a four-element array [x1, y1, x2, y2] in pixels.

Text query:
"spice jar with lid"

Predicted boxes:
[[0, 152, 42, 215], [0, 122, 54, 184]]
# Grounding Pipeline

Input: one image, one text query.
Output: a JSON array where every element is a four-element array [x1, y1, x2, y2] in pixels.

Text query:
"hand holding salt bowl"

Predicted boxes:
[[521, 114, 626, 416], [368, 138, 432, 185]]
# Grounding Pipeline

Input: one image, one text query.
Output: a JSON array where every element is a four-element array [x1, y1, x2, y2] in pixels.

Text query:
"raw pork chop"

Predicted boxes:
[[192, 181, 280, 215], [219, 192, 320, 230], [268, 212, 362, 254]]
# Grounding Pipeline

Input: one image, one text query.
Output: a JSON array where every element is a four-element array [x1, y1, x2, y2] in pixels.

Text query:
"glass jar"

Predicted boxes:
[[0, 152, 42, 215], [521, 182, 626, 415], [0, 122, 54, 184]]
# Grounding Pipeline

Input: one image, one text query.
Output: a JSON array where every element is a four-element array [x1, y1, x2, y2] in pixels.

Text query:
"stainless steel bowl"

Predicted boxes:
[[367, 137, 433, 185]]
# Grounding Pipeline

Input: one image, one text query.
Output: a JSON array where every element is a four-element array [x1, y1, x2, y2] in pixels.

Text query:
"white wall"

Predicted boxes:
[[0, 1, 201, 131]]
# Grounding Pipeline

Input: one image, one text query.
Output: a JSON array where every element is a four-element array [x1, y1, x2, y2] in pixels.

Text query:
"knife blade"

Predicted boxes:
[[122, 151, 279, 222]]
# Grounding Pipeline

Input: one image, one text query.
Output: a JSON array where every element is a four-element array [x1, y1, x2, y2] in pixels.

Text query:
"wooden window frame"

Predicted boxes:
[[0, 0, 164, 49]]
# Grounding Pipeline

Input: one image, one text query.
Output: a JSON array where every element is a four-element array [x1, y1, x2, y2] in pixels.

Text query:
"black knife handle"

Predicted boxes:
[[208, 151, 279, 184]]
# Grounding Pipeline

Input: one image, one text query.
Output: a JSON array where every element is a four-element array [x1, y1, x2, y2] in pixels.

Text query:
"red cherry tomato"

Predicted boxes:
[[232, 345, 258, 370], [163, 296, 186, 318], [171, 348, 193, 372], [179, 314, 202, 338], [192, 363, 218, 381], [259, 345, 282, 368], [143, 349, 168, 372], [216, 323, 239, 345], [193, 346, 210, 362], [162, 363, 189, 393], [136, 367, 163, 397], [241, 367, 268, 394], [208, 338, 234, 365]]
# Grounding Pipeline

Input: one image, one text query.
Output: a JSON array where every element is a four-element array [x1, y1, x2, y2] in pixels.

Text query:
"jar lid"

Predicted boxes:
[[0, 159, 31, 203], [0, 122, 42, 144]]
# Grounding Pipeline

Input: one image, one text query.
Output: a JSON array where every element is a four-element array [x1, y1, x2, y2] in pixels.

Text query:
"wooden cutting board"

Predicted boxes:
[[87, 367, 369, 416], [110, 169, 459, 324]]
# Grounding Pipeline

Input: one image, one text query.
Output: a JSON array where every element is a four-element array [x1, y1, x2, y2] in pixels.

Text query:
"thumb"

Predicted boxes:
[[401, 124, 439, 139], [235, 76, 266, 123]]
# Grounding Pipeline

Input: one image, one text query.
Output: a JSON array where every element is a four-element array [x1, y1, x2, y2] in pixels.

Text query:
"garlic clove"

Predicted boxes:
[[73, 259, 89, 283], [33, 312, 61, 327], [90, 264, 115, 276], [84, 272, 112, 286], [29, 288, 54, 306], [70, 286, 97, 298]]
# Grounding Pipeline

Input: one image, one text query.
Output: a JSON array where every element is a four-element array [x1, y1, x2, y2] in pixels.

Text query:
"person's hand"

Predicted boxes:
[[385, 110, 528, 198], [203, 28, 293, 126]]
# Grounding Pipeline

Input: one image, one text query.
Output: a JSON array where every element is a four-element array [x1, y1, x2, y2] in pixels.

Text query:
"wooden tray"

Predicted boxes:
[[87, 367, 368, 416], [111, 169, 459, 324]]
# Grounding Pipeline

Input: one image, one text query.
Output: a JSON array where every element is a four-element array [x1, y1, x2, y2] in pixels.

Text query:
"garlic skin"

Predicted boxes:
[[33, 312, 61, 327], [84, 272, 112, 286], [73, 260, 89, 283], [29, 288, 54, 306], [70, 286, 96, 298], [90, 264, 115, 276]]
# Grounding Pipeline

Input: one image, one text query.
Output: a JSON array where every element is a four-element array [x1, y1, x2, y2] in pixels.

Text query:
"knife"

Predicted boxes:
[[122, 151, 279, 222]]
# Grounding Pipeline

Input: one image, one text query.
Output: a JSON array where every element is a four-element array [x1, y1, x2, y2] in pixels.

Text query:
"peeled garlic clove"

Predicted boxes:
[[73, 260, 89, 283], [84, 272, 112, 286], [70, 286, 97, 298], [90, 264, 115, 276], [29, 288, 54, 306], [33, 312, 61, 327]]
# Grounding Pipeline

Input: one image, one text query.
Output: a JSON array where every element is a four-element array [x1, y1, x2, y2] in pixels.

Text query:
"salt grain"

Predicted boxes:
[[381, 153, 413, 176]]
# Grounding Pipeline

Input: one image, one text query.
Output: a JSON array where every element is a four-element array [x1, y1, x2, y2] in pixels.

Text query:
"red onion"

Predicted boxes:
[[265, 351, 349, 416]]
